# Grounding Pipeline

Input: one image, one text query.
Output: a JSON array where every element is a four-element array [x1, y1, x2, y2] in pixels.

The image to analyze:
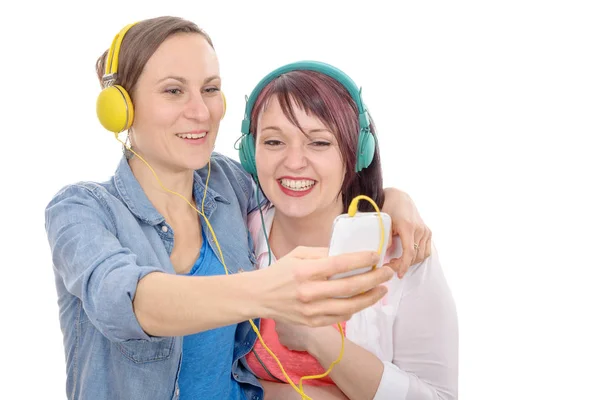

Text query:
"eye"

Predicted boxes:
[[311, 141, 331, 147], [204, 87, 221, 94], [263, 140, 283, 146], [165, 88, 182, 95]]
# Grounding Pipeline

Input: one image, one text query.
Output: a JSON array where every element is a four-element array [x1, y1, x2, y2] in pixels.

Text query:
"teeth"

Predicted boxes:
[[280, 179, 315, 191], [177, 132, 207, 139]]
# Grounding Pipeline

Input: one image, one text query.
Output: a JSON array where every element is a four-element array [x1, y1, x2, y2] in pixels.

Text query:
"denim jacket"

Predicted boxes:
[[45, 153, 263, 400]]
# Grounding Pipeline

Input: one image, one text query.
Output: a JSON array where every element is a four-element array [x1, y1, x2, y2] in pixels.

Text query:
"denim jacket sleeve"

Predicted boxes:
[[45, 183, 163, 343]]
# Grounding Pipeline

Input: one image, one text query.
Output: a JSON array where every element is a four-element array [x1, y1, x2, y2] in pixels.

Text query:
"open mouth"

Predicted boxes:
[[176, 132, 207, 139], [278, 178, 316, 191]]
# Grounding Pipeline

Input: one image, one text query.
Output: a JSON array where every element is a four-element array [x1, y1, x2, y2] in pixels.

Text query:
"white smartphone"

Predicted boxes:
[[328, 211, 392, 280]]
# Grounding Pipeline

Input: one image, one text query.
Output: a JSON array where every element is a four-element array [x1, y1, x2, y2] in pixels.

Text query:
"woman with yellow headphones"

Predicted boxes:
[[45, 16, 432, 400]]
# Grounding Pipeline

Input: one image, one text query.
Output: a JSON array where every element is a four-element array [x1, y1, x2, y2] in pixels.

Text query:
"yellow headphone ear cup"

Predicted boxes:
[[96, 85, 134, 134], [221, 92, 227, 120]]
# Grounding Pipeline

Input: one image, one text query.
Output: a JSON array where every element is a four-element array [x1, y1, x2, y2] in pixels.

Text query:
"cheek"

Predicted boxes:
[[322, 153, 345, 181], [318, 154, 346, 198], [136, 97, 179, 129], [255, 152, 280, 196], [254, 153, 270, 181], [206, 95, 225, 122]]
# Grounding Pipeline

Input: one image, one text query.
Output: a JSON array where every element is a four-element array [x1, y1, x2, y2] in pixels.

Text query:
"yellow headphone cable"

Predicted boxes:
[[114, 133, 385, 399]]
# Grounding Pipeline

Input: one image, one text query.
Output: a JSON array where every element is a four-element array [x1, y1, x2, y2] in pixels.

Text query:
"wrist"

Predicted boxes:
[[383, 188, 414, 219], [232, 268, 271, 320], [239, 268, 282, 320], [307, 325, 341, 360]]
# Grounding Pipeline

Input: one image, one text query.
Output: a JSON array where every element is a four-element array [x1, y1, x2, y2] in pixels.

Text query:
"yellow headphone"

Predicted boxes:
[[96, 22, 227, 135], [96, 23, 137, 134]]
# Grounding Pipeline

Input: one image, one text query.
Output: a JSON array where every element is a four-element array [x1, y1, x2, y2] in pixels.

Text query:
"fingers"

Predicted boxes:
[[297, 285, 388, 327], [385, 257, 401, 274], [296, 266, 393, 302], [415, 226, 431, 262], [392, 225, 431, 277], [270, 249, 394, 328], [423, 227, 432, 259], [397, 224, 417, 278], [309, 250, 380, 280], [413, 222, 428, 263], [288, 246, 329, 260]]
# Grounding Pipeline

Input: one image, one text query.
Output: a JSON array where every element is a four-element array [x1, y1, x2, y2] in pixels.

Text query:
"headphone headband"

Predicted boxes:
[[103, 22, 138, 85], [237, 60, 376, 176], [241, 60, 368, 135]]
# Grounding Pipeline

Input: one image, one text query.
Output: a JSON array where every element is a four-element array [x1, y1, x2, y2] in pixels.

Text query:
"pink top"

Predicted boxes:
[[246, 318, 346, 386]]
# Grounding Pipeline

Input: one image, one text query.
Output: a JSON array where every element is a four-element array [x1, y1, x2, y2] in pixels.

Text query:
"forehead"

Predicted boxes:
[[258, 95, 328, 130], [142, 32, 219, 80]]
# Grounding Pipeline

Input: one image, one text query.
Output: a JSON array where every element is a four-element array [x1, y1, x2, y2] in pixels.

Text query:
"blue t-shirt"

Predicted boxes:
[[178, 230, 245, 400]]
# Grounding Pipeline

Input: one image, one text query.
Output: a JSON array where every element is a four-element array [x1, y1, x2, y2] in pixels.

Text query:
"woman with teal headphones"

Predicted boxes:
[[45, 16, 432, 400], [240, 62, 458, 399]]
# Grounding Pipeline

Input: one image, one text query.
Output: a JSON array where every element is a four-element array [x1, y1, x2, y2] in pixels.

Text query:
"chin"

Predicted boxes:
[[184, 151, 214, 171], [171, 158, 206, 173], [272, 199, 316, 219]]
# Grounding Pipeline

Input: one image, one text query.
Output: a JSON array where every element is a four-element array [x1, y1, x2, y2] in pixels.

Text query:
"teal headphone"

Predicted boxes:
[[238, 60, 376, 177]]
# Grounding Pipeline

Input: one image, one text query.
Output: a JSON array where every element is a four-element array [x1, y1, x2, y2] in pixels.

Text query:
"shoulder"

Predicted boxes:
[[46, 180, 112, 208], [45, 179, 118, 230], [198, 152, 253, 192], [199, 152, 252, 187], [195, 152, 257, 211]]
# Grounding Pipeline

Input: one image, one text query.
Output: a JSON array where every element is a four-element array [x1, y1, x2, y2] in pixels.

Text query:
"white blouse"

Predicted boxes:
[[248, 207, 459, 399]]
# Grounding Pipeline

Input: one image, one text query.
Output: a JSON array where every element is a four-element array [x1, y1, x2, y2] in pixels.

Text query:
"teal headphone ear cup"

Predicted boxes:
[[238, 133, 257, 177], [356, 129, 376, 172]]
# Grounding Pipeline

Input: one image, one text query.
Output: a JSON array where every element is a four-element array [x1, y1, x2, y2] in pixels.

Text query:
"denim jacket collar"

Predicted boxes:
[[113, 156, 230, 226]]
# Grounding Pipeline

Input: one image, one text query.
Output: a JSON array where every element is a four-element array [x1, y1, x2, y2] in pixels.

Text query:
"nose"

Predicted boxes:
[[184, 92, 210, 122], [283, 144, 308, 171]]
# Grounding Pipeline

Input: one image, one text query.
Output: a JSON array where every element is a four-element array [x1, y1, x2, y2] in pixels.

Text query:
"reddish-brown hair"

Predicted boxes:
[[249, 70, 384, 211]]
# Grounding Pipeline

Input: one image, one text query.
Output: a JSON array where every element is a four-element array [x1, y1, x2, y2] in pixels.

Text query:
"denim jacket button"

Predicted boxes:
[[161, 225, 168, 232]]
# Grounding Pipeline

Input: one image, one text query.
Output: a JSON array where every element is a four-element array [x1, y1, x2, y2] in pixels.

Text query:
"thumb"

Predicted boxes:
[[289, 246, 329, 260]]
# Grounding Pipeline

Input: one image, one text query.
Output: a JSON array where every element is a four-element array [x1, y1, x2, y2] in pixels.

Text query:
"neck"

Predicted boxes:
[[269, 199, 344, 258], [128, 155, 197, 220]]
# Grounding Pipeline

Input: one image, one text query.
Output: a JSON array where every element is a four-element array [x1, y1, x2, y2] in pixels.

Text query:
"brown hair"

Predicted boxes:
[[249, 70, 385, 212], [95, 16, 213, 97]]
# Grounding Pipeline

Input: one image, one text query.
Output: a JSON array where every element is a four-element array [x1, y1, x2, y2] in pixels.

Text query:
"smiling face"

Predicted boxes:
[[255, 96, 345, 219], [128, 32, 224, 172], [249, 68, 385, 220]]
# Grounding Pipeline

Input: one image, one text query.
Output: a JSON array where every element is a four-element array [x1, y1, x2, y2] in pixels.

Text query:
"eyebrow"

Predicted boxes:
[[307, 128, 331, 134], [261, 126, 334, 141], [156, 75, 221, 84], [262, 126, 331, 134], [261, 126, 282, 132]]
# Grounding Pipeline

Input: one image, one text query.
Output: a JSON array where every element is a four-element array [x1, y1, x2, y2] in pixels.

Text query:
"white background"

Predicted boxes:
[[1, 0, 598, 399]]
